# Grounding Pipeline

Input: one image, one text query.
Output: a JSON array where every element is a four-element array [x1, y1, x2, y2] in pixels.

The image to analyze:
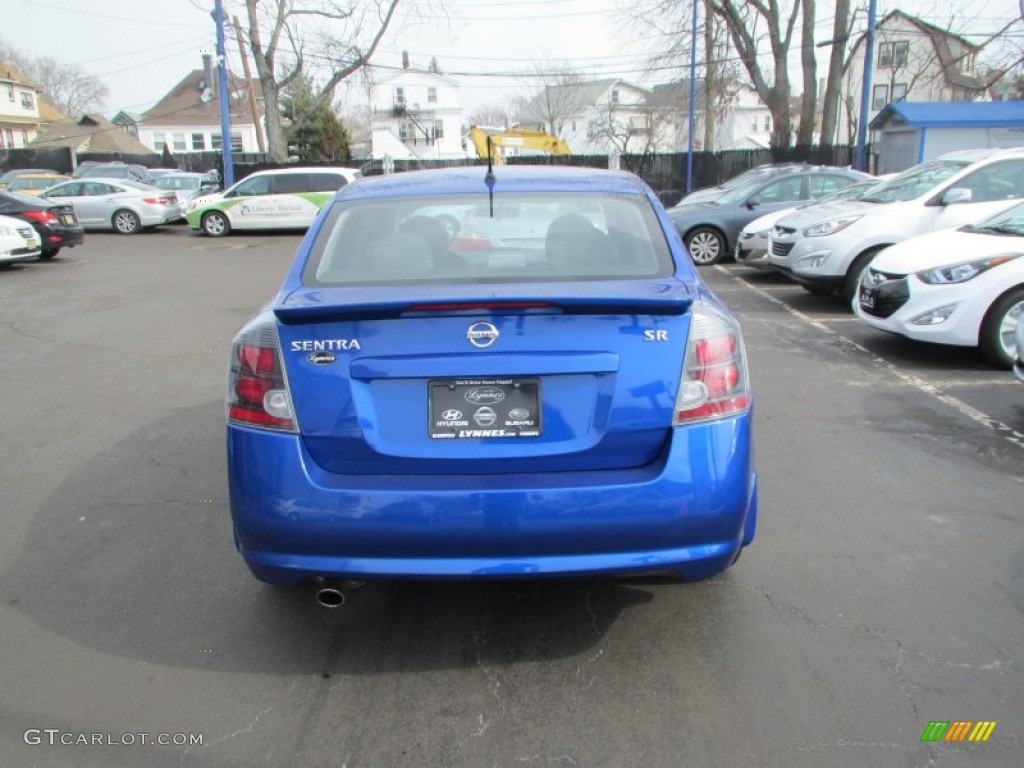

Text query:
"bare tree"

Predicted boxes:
[[239, 0, 401, 161], [0, 41, 108, 116], [818, 0, 851, 146], [518, 61, 587, 138], [796, 0, 817, 145], [591, 101, 672, 176], [469, 104, 514, 128]]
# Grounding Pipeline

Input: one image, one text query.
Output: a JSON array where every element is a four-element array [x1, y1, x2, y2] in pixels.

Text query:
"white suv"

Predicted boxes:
[[768, 148, 1024, 302]]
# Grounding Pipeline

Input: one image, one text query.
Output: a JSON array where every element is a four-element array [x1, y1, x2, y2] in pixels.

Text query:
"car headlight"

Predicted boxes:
[[916, 254, 1022, 284], [802, 215, 863, 237]]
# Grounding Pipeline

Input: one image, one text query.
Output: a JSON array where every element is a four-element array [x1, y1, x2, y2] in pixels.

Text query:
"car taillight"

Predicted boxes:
[[143, 196, 175, 205], [673, 303, 751, 424], [454, 236, 492, 251], [22, 210, 57, 223], [227, 314, 297, 432]]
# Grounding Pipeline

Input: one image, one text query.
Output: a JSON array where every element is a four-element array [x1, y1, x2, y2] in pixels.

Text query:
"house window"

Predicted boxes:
[[892, 83, 908, 102], [6, 84, 13, 101], [395, 87, 405, 106], [879, 41, 909, 69], [432, 120, 444, 139], [173, 133, 188, 152], [153, 132, 166, 151], [752, 117, 758, 131], [230, 132, 243, 152], [21, 91, 34, 109], [427, 86, 437, 103], [211, 133, 222, 151], [960, 52, 976, 74], [872, 84, 888, 110], [191, 133, 206, 150], [21, 130, 28, 146], [611, 89, 620, 105], [765, 116, 771, 132], [399, 122, 410, 140]]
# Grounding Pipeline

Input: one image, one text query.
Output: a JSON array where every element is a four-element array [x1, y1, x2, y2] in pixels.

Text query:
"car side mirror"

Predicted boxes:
[[746, 197, 760, 209], [942, 187, 972, 205]]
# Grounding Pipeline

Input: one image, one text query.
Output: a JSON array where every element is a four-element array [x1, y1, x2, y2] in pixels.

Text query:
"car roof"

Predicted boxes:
[[247, 167, 361, 176], [341, 165, 649, 200]]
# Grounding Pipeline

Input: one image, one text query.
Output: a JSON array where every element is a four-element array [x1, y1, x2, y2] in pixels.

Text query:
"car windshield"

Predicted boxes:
[[303, 192, 674, 286], [964, 201, 1024, 236], [860, 161, 970, 203], [155, 176, 201, 190]]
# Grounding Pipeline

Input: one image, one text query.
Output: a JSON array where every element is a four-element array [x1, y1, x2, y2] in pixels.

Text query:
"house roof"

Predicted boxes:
[[518, 79, 651, 123], [30, 113, 157, 154], [374, 69, 461, 88], [140, 69, 262, 127], [869, 101, 1024, 130]]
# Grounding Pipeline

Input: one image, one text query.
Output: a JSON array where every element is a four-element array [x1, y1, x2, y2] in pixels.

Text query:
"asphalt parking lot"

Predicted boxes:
[[1, 228, 1021, 768]]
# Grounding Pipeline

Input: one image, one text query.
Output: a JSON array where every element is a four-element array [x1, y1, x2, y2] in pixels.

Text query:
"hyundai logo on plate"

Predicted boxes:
[[466, 321, 499, 348], [442, 409, 463, 420]]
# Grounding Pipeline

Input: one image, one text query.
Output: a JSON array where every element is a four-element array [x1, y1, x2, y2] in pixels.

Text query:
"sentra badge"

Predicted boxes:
[[290, 339, 361, 352]]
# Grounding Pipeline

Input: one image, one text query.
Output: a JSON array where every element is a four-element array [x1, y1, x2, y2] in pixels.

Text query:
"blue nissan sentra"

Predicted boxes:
[[227, 165, 757, 592]]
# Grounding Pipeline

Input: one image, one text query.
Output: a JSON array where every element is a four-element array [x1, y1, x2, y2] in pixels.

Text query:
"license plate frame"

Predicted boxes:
[[429, 378, 542, 439]]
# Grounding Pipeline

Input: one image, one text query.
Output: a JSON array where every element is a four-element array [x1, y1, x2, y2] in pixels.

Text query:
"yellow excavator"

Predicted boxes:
[[468, 125, 571, 165]]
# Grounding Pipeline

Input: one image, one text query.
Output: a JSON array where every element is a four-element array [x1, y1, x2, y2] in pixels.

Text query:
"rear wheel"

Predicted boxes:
[[113, 209, 141, 234], [979, 287, 1024, 369], [685, 227, 727, 265], [202, 211, 230, 237], [38, 248, 59, 261]]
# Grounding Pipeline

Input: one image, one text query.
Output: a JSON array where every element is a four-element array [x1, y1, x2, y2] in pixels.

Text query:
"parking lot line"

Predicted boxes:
[[715, 265, 1024, 452]]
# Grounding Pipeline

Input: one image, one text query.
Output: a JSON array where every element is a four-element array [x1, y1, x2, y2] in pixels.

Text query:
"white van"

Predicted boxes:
[[768, 148, 1024, 301], [185, 167, 361, 237]]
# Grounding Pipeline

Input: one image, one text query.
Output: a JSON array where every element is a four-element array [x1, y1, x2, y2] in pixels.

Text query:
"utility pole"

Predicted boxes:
[[214, 0, 235, 187], [854, 0, 877, 172], [686, 0, 698, 193], [232, 15, 266, 153]]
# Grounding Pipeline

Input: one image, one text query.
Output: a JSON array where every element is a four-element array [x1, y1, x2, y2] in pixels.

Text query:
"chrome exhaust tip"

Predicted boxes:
[[315, 587, 346, 609]]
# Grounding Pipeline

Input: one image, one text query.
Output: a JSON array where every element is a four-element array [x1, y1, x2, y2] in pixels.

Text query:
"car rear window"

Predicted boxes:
[[303, 192, 674, 285]]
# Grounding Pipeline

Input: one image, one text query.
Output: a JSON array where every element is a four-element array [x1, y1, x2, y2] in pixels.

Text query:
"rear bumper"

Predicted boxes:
[[227, 416, 757, 585]]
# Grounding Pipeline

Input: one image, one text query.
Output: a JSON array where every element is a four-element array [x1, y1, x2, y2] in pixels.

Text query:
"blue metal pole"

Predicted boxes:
[[854, 0, 877, 172], [215, 0, 235, 187], [686, 0, 699, 192]]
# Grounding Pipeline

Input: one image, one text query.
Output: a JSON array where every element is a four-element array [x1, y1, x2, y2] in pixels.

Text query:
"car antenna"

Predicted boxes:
[[484, 135, 496, 218]]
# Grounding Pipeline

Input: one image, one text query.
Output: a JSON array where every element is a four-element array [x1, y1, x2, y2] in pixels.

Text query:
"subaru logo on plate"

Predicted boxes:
[[508, 408, 530, 420], [465, 387, 505, 405], [466, 321, 499, 348], [442, 409, 463, 420]]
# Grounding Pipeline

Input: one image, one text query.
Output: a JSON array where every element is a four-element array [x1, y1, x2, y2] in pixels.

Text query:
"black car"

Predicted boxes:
[[0, 190, 85, 260]]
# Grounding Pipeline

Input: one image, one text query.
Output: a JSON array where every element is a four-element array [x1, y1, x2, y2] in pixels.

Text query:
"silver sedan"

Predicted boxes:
[[40, 178, 181, 234]]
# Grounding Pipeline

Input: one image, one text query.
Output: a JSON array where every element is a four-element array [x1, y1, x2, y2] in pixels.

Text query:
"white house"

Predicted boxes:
[[368, 67, 464, 160], [0, 65, 63, 149], [839, 10, 986, 145], [137, 56, 265, 155], [519, 78, 774, 154]]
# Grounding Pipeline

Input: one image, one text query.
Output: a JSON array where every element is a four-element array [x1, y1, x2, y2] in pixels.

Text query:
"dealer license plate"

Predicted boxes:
[[429, 378, 542, 439]]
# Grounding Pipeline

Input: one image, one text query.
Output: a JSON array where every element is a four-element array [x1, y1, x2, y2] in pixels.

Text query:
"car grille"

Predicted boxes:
[[771, 240, 794, 258], [860, 269, 910, 318]]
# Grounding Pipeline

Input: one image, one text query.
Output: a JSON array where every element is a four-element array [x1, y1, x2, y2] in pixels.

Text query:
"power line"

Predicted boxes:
[[12, 0, 208, 29]]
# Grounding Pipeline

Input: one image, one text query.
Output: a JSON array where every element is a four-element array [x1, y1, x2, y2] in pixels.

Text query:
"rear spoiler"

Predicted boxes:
[[274, 281, 695, 324]]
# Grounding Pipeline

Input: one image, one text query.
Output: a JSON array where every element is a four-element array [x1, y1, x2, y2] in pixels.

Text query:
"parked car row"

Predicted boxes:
[[700, 148, 1024, 371]]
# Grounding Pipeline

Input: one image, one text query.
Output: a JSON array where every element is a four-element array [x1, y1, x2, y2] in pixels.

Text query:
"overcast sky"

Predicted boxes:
[[4, 0, 1023, 118]]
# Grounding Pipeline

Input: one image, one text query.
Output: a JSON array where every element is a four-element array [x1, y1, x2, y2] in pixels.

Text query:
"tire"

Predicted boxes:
[[38, 248, 60, 261], [112, 209, 141, 235], [979, 287, 1024, 369], [685, 227, 727, 265], [841, 247, 884, 307], [202, 211, 230, 237]]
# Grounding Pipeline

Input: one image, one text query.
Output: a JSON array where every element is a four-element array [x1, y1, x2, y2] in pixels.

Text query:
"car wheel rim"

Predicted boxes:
[[205, 215, 224, 235], [689, 233, 720, 264], [997, 299, 1023, 359], [115, 212, 137, 233]]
